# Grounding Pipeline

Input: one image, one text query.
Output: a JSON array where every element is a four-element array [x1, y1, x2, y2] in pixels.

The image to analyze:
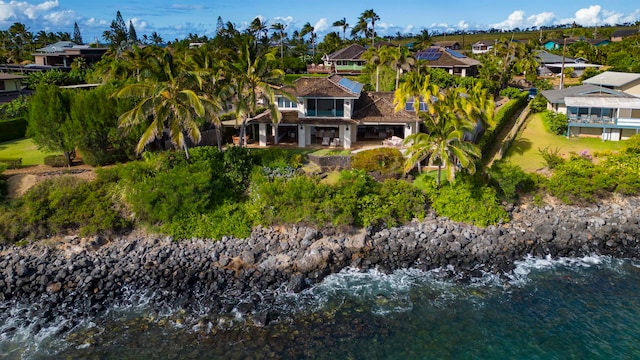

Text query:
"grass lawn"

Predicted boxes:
[[0, 138, 59, 166], [504, 113, 627, 172]]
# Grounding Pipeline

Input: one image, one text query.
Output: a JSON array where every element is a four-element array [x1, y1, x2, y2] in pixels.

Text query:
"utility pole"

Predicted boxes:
[[559, 36, 567, 89]]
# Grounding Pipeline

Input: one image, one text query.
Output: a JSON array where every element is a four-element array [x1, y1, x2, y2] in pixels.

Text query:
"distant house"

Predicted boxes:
[[308, 44, 367, 75], [541, 84, 640, 141], [433, 41, 461, 50], [582, 71, 640, 97], [535, 50, 601, 78], [0, 73, 26, 94], [471, 41, 493, 55], [32, 41, 108, 68], [415, 46, 480, 77], [611, 29, 640, 42], [234, 75, 419, 148], [543, 38, 610, 50]]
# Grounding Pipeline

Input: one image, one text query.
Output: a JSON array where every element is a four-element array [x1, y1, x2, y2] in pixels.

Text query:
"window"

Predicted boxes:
[[305, 99, 345, 117], [277, 97, 296, 109], [405, 101, 428, 112], [0, 81, 5, 91]]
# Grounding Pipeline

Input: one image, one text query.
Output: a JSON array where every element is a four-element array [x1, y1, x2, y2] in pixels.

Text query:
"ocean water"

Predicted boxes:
[[1, 255, 640, 359]]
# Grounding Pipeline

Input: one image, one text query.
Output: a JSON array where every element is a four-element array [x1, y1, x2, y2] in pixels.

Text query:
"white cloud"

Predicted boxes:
[[273, 16, 294, 26], [403, 24, 414, 34], [314, 18, 329, 32], [43, 10, 77, 26], [84, 17, 108, 27], [0, 0, 59, 22], [527, 12, 555, 27], [129, 17, 148, 32], [457, 20, 469, 30], [558, 5, 638, 27], [492, 10, 525, 30], [24, 0, 58, 19]]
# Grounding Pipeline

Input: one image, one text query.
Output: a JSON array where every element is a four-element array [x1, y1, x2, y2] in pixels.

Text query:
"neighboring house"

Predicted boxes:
[[541, 84, 640, 140], [0, 73, 26, 94], [611, 29, 640, 42], [308, 44, 367, 75], [582, 71, 640, 97], [472, 41, 493, 55], [433, 41, 461, 50], [32, 41, 108, 67], [543, 38, 610, 50], [242, 75, 419, 148], [415, 47, 480, 77], [535, 50, 601, 78]]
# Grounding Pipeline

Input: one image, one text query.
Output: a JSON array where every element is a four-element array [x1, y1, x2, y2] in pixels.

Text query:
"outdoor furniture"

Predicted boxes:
[[322, 137, 330, 146]]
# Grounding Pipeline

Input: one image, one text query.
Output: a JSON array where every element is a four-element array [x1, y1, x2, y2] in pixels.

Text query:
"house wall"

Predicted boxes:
[[620, 82, 640, 96], [621, 128, 640, 140], [0, 79, 21, 93]]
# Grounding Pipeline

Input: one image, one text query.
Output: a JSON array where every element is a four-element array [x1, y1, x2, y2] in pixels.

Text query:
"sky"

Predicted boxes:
[[1, 0, 639, 43]]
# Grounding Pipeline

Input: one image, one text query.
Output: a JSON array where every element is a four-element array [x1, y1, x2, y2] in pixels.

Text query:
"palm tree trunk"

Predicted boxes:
[[376, 66, 380, 92], [395, 69, 400, 91], [274, 124, 279, 145], [215, 124, 223, 151], [436, 165, 442, 188]]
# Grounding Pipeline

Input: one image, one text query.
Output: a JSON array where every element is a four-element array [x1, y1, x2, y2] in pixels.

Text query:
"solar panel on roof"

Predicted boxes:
[[416, 48, 442, 61], [446, 49, 466, 58], [338, 77, 364, 94]]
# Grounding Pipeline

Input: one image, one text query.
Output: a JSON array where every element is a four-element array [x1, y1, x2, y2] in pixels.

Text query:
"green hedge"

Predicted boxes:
[[480, 93, 528, 161], [0, 118, 27, 142]]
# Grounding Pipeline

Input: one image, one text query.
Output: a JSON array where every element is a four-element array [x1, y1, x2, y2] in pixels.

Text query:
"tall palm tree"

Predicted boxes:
[[150, 32, 163, 46], [394, 71, 442, 119], [229, 36, 284, 147], [114, 50, 215, 158], [249, 17, 268, 42], [403, 89, 480, 186], [182, 43, 230, 151], [360, 9, 380, 46], [271, 22, 287, 66], [389, 46, 415, 90], [362, 46, 389, 91], [332, 17, 349, 40], [300, 22, 316, 58]]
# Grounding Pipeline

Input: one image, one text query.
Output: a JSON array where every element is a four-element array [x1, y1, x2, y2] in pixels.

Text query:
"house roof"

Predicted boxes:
[[0, 73, 26, 80], [434, 41, 459, 48], [352, 92, 416, 124], [36, 41, 82, 53], [416, 47, 480, 68], [292, 74, 362, 98], [582, 71, 640, 88], [535, 50, 576, 64], [541, 84, 632, 104], [473, 41, 492, 46], [612, 29, 639, 38], [325, 43, 367, 61], [565, 96, 640, 108]]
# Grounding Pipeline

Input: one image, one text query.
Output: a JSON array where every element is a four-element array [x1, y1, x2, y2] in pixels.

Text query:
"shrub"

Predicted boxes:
[[547, 156, 616, 204], [539, 146, 565, 169], [529, 94, 548, 113], [44, 154, 72, 167], [161, 202, 252, 240], [542, 110, 568, 135], [487, 160, 535, 201], [351, 147, 404, 180], [0, 163, 6, 201], [0, 119, 27, 142], [428, 174, 508, 226], [499, 87, 523, 99]]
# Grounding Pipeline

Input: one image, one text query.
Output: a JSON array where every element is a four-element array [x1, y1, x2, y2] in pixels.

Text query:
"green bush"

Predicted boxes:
[[529, 95, 547, 113], [161, 202, 253, 240], [44, 154, 72, 167], [499, 87, 523, 99], [351, 147, 404, 179], [428, 174, 509, 226], [0, 175, 130, 243], [539, 146, 565, 169], [0, 119, 27, 142], [542, 110, 568, 135], [547, 156, 616, 204], [487, 160, 535, 201], [0, 163, 6, 201]]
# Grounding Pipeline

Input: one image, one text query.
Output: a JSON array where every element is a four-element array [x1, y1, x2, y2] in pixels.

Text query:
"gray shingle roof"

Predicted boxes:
[[325, 44, 367, 61], [541, 84, 632, 104], [583, 71, 640, 88]]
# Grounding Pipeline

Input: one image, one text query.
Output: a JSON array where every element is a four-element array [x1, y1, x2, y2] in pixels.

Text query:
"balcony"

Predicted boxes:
[[569, 114, 615, 125]]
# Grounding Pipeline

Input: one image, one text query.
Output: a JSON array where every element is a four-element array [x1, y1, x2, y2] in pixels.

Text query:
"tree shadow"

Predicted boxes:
[[508, 138, 532, 156]]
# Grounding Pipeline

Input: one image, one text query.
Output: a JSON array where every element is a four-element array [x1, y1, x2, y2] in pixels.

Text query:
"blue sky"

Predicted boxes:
[[1, 0, 639, 42]]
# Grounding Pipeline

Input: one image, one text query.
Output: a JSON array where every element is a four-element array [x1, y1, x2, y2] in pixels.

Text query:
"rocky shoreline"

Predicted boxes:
[[1, 198, 640, 329]]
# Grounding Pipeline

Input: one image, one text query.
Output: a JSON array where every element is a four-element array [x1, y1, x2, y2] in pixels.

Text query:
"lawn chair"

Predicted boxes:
[[322, 137, 330, 146]]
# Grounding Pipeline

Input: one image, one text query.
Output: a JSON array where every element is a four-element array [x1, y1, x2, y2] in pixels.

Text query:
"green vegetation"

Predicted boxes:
[[505, 113, 626, 172], [351, 147, 403, 180], [541, 110, 568, 136], [0, 138, 59, 166]]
